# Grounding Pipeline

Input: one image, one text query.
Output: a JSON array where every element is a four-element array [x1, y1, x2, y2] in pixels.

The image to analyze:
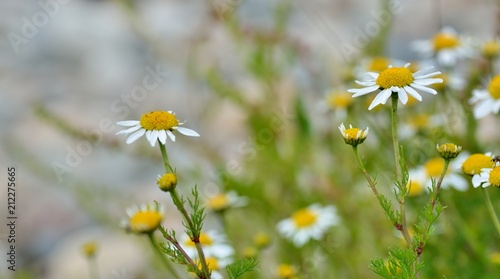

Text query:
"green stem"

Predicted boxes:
[[352, 146, 380, 197], [482, 187, 500, 237], [158, 142, 210, 278], [391, 93, 402, 182], [430, 159, 450, 208], [148, 234, 182, 279]]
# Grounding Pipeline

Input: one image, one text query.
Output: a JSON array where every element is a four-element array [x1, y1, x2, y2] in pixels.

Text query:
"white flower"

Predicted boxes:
[[338, 123, 369, 146], [121, 202, 163, 234], [206, 191, 248, 212], [276, 204, 339, 247], [460, 152, 495, 176], [469, 75, 500, 119], [348, 63, 443, 110], [411, 27, 472, 67], [181, 230, 234, 259], [472, 166, 500, 188], [406, 157, 468, 193], [116, 110, 199, 146]]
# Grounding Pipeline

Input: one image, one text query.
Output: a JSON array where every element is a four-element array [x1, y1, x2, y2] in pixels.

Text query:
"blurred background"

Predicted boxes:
[[1, 0, 499, 278]]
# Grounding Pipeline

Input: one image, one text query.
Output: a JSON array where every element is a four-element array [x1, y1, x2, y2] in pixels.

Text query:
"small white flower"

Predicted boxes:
[[277, 204, 339, 247], [469, 75, 500, 119], [206, 191, 248, 212], [472, 166, 500, 188], [411, 27, 472, 67], [406, 157, 468, 194], [338, 123, 369, 146], [116, 110, 199, 146], [181, 231, 234, 259], [348, 63, 443, 110], [121, 202, 163, 234]]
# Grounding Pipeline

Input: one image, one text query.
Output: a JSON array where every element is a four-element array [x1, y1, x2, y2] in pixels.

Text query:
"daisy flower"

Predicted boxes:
[[461, 152, 495, 176], [317, 90, 353, 120], [469, 75, 500, 119], [276, 264, 298, 279], [182, 230, 234, 259], [411, 27, 472, 67], [338, 123, 369, 146], [406, 157, 468, 193], [481, 39, 500, 59], [116, 110, 199, 146], [121, 202, 163, 234], [348, 63, 443, 110], [472, 164, 500, 188], [206, 191, 248, 212], [276, 204, 339, 247]]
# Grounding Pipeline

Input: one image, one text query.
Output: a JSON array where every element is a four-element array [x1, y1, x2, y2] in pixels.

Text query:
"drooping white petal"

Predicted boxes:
[[125, 129, 145, 144], [403, 86, 422, 101], [474, 100, 494, 119], [412, 78, 443, 86], [158, 130, 167, 145], [116, 124, 142, 135], [116, 120, 140, 127], [166, 130, 176, 142], [349, 85, 380, 97], [398, 88, 409, 104], [410, 83, 438, 95], [368, 89, 392, 110], [176, 127, 200, 137], [149, 130, 159, 146], [355, 80, 377, 86]]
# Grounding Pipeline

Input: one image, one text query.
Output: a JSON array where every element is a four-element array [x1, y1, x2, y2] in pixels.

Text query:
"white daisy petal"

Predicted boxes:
[[413, 78, 443, 86], [117, 120, 140, 127], [126, 129, 145, 144], [166, 130, 176, 142], [149, 130, 159, 146], [403, 86, 422, 101], [176, 127, 200, 137], [349, 85, 380, 97], [355, 80, 377, 86], [369, 89, 392, 110], [398, 88, 409, 104], [116, 124, 142, 135], [410, 83, 438, 95], [158, 130, 167, 145]]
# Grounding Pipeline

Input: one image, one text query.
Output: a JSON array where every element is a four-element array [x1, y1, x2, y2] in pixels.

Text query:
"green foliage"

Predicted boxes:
[[226, 258, 259, 279]]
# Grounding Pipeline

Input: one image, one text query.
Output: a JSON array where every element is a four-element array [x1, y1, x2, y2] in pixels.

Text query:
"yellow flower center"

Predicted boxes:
[[82, 242, 98, 258], [129, 211, 162, 233], [376, 67, 414, 89], [292, 208, 317, 228], [140, 111, 179, 131], [483, 41, 500, 58], [488, 75, 500, 99], [407, 180, 424, 197], [368, 56, 390, 72], [277, 264, 297, 279], [208, 194, 229, 211], [254, 233, 270, 248], [185, 232, 214, 247], [344, 128, 361, 139], [203, 257, 219, 271], [424, 158, 444, 177], [408, 114, 429, 129], [462, 154, 494, 175], [432, 32, 459, 51], [327, 92, 352, 108], [488, 166, 500, 187]]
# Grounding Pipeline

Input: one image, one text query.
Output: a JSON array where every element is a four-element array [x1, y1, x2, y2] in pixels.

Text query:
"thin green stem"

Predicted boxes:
[[482, 187, 500, 237], [352, 146, 380, 197], [158, 142, 210, 278], [148, 234, 182, 279], [391, 93, 402, 182], [430, 159, 450, 208]]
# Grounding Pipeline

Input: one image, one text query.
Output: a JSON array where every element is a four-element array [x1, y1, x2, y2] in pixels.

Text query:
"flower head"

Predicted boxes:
[[348, 63, 442, 110], [472, 165, 500, 188], [469, 75, 500, 118], [406, 157, 468, 193], [338, 123, 369, 146], [81, 241, 98, 258], [157, 173, 177, 192], [411, 27, 472, 66], [206, 191, 248, 212], [116, 111, 199, 146], [482, 39, 500, 59], [277, 204, 339, 247], [436, 143, 462, 159], [182, 231, 234, 259], [122, 202, 163, 234], [277, 264, 298, 279], [461, 153, 494, 176]]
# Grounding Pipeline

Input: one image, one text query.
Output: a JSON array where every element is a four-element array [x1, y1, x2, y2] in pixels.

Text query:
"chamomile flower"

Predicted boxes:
[[182, 231, 234, 259], [348, 63, 443, 110], [472, 165, 500, 188], [206, 191, 248, 212], [121, 202, 163, 234], [116, 110, 199, 146], [192, 257, 231, 279], [338, 123, 369, 146], [461, 152, 495, 176], [317, 90, 353, 119], [406, 157, 468, 193], [469, 75, 500, 118], [276, 204, 339, 247], [481, 39, 500, 59], [411, 27, 472, 67], [277, 264, 298, 279]]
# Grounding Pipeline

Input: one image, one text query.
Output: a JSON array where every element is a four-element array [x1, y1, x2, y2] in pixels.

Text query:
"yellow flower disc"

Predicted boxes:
[[129, 211, 162, 234], [368, 57, 390, 72], [488, 167, 500, 187], [424, 158, 444, 177], [140, 111, 179, 131], [292, 209, 317, 228], [208, 194, 229, 211], [462, 154, 494, 175], [433, 33, 459, 51], [376, 67, 414, 89], [488, 75, 500, 99]]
